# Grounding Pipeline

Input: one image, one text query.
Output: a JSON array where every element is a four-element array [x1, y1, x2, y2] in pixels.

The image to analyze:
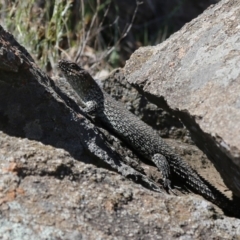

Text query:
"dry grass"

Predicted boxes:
[[0, 0, 139, 73]]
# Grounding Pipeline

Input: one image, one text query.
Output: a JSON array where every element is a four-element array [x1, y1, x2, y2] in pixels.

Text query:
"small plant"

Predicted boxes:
[[1, 0, 74, 71], [0, 0, 140, 72]]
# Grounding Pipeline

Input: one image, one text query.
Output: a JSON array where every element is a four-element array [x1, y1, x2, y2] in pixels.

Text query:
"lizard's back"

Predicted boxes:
[[99, 92, 175, 160]]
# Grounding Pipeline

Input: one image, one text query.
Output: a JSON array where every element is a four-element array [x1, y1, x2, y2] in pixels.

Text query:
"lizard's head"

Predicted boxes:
[[58, 59, 85, 77], [58, 59, 101, 101]]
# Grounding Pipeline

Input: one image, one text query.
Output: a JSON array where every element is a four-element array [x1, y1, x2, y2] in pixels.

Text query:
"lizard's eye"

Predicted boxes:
[[70, 63, 79, 70]]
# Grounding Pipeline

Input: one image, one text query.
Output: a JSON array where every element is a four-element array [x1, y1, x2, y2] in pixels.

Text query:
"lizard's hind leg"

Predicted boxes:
[[152, 153, 175, 193]]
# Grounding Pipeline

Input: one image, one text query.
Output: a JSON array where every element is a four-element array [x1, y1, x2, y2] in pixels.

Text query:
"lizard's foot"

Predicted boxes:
[[163, 178, 177, 195], [151, 153, 177, 194], [152, 153, 175, 192], [163, 178, 171, 190]]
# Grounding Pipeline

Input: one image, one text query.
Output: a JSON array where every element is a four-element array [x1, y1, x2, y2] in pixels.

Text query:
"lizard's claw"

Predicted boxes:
[[163, 178, 178, 195]]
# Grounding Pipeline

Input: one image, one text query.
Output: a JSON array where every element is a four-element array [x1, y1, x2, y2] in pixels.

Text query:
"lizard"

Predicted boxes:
[[58, 59, 240, 218]]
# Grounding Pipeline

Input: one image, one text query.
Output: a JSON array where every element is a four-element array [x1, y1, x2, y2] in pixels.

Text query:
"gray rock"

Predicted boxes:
[[125, 0, 240, 198], [1, 131, 240, 239]]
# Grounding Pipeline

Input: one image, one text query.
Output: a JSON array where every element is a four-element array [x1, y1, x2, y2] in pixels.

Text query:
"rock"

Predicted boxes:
[[1, 131, 240, 239], [125, 0, 240, 198]]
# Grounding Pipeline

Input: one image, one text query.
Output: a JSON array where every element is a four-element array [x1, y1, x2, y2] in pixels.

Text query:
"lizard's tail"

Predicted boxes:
[[170, 156, 240, 218]]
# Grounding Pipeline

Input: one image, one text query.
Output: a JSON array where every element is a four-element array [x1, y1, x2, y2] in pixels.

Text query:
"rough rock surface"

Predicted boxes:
[[1, 3, 240, 239], [1, 131, 240, 239], [125, 0, 240, 198]]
